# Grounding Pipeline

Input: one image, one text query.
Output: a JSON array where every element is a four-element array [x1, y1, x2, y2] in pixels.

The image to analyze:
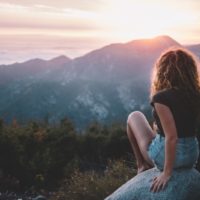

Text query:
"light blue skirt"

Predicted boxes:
[[147, 134, 199, 170]]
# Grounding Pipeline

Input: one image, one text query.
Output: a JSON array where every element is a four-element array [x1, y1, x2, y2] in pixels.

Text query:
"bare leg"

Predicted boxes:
[[127, 125, 152, 173], [127, 111, 156, 173]]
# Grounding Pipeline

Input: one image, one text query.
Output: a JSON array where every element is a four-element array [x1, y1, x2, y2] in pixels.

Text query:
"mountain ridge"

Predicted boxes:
[[0, 35, 199, 129], [0, 35, 185, 66]]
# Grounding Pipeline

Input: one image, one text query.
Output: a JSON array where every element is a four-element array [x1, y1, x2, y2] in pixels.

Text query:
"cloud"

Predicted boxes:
[[0, 0, 105, 11], [0, 2, 102, 32], [0, 0, 200, 44]]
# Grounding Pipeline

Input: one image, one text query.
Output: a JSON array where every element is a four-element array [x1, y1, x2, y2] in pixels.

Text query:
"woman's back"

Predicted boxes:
[[151, 88, 199, 138]]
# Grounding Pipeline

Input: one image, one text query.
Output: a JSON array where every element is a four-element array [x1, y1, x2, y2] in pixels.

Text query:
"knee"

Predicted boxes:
[[127, 111, 144, 125]]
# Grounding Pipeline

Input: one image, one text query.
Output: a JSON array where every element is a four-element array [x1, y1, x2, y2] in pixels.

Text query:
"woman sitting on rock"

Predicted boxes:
[[127, 48, 200, 193]]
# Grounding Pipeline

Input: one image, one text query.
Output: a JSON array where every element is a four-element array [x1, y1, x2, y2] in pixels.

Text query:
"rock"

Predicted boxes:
[[105, 167, 200, 200], [33, 195, 47, 200]]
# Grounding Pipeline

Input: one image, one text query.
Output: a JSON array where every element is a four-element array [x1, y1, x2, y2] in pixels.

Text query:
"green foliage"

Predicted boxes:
[[0, 118, 133, 191], [1, 116, 198, 194], [53, 160, 136, 200]]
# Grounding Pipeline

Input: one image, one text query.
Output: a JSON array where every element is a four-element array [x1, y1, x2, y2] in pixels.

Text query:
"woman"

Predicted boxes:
[[127, 48, 200, 193]]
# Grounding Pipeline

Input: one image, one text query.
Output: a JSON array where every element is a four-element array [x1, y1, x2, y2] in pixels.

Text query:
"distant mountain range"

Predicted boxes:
[[0, 35, 199, 129]]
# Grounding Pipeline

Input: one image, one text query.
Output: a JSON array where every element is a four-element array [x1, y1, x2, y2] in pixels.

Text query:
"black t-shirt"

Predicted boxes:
[[150, 88, 199, 138]]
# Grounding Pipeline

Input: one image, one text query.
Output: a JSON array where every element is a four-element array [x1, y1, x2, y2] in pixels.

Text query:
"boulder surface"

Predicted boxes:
[[105, 167, 200, 200]]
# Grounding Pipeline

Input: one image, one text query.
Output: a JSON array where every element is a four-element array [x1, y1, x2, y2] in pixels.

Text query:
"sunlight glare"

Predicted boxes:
[[100, 0, 196, 41]]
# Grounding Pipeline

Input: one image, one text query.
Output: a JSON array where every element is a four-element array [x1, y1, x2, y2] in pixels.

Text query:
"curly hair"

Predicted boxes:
[[151, 47, 200, 94], [150, 47, 200, 111]]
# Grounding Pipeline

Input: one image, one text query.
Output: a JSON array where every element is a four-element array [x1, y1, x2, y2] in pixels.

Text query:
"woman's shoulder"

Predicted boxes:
[[150, 88, 178, 107], [152, 88, 173, 99], [153, 88, 181, 98]]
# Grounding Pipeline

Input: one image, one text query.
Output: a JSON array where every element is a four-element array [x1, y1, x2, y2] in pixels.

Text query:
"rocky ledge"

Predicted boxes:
[[105, 167, 200, 200]]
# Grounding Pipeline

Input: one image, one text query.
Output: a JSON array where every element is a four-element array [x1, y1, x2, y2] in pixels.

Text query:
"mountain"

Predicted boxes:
[[0, 55, 71, 85], [186, 44, 200, 58], [0, 35, 198, 129], [70, 35, 181, 81]]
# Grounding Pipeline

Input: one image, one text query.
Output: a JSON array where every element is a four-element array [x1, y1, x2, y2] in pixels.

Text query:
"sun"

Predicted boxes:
[[100, 0, 195, 42]]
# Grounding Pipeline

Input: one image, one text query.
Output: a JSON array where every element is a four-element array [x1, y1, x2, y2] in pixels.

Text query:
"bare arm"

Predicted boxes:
[[150, 103, 178, 192], [155, 103, 178, 175]]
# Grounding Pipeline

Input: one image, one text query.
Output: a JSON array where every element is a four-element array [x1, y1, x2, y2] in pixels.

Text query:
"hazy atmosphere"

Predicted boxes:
[[0, 0, 200, 64], [1, 1, 200, 199]]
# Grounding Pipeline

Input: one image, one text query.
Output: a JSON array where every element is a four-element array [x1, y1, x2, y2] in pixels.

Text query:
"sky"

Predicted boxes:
[[0, 0, 200, 64]]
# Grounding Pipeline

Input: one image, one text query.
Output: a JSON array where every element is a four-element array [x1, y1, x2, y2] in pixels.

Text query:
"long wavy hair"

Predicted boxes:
[[150, 47, 200, 109]]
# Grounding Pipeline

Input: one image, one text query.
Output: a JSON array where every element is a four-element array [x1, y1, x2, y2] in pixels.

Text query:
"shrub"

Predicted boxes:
[[53, 159, 136, 200]]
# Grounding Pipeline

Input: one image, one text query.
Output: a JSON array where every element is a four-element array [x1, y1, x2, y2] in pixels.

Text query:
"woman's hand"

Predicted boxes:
[[150, 172, 171, 192]]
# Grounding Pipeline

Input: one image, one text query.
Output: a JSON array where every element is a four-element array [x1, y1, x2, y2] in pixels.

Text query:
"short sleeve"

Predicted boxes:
[[150, 91, 171, 108]]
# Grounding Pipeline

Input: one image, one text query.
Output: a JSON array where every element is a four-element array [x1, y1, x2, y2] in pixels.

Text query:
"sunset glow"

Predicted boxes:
[[101, 0, 198, 41], [0, 0, 200, 64]]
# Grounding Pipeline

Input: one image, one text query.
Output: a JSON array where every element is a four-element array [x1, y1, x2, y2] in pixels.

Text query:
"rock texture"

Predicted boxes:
[[105, 167, 200, 200]]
